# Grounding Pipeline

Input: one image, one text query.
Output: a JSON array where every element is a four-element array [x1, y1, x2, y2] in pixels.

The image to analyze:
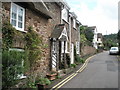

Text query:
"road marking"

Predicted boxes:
[[55, 73, 77, 89], [76, 63, 86, 73], [51, 73, 76, 89], [51, 55, 96, 89]]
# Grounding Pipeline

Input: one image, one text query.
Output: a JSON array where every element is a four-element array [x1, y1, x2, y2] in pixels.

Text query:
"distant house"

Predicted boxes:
[[97, 33, 103, 48], [91, 26, 98, 49]]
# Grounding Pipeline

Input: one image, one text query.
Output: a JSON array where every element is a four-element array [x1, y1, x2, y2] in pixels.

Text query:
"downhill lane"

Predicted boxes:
[[61, 51, 118, 88]]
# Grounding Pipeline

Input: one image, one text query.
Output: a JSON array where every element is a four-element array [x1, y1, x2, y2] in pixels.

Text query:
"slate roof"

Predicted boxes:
[[50, 24, 65, 39], [25, 2, 52, 19], [88, 26, 96, 30]]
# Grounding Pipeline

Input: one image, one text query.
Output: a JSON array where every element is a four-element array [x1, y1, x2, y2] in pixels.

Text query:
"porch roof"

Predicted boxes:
[[50, 24, 65, 39]]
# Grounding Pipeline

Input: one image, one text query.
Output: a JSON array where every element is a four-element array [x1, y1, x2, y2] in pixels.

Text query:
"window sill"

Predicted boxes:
[[16, 29, 27, 33], [65, 51, 69, 53], [17, 74, 27, 79]]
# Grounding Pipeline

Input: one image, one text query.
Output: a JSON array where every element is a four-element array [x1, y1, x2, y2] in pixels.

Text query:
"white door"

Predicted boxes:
[[71, 43, 74, 64]]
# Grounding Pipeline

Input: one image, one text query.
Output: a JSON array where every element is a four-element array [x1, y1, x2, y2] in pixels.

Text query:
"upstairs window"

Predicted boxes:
[[73, 18, 76, 29], [10, 3, 25, 31], [62, 8, 68, 22], [76, 42, 80, 54]]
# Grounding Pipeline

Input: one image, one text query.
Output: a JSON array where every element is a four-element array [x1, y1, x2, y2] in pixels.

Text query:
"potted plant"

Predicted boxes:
[[46, 71, 57, 80], [35, 78, 51, 89]]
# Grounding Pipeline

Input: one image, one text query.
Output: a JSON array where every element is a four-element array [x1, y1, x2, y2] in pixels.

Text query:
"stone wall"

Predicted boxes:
[[81, 45, 96, 57], [71, 18, 79, 44], [25, 2, 61, 76]]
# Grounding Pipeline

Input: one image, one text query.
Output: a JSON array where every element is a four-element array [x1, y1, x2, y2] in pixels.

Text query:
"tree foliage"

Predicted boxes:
[[80, 26, 94, 45], [103, 34, 118, 49], [85, 28, 94, 42], [118, 30, 120, 44]]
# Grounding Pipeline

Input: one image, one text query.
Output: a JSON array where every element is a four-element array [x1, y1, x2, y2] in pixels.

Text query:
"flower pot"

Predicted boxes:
[[36, 83, 48, 90], [46, 73, 57, 80]]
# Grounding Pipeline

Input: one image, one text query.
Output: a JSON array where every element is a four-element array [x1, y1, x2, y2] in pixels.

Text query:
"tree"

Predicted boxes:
[[84, 28, 94, 42], [103, 34, 118, 50]]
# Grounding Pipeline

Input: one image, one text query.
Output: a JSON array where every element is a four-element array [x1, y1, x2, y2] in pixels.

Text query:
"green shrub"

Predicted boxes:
[[35, 78, 51, 85], [80, 58, 85, 63], [2, 50, 25, 88], [56, 75, 62, 79], [70, 64, 77, 68]]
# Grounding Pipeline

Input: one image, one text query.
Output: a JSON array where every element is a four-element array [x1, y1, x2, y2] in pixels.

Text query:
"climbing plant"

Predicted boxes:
[[2, 21, 26, 88], [25, 26, 42, 68], [2, 21, 16, 50], [2, 22, 45, 88]]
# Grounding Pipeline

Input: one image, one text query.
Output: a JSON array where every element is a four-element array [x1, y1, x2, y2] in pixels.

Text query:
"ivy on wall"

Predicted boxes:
[[2, 21, 25, 88], [25, 26, 42, 68], [2, 21, 44, 88], [2, 21, 16, 50]]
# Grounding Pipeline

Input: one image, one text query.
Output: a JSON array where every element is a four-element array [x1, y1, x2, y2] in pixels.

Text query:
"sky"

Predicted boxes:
[[65, 0, 119, 35]]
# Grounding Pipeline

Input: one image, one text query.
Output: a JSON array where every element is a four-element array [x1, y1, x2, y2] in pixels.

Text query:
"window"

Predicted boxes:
[[62, 8, 68, 22], [76, 42, 80, 54], [9, 48, 26, 79], [61, 41, 64, 53], [10, 3, 25, 31], [73, 18, 76, 29]]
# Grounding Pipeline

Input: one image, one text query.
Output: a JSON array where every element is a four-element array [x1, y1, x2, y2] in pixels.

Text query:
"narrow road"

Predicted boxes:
[[61, 51, 118, 88]]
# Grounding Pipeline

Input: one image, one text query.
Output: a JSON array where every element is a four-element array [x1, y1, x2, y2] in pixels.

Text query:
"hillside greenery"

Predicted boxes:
[[103, 34, 118, 50]]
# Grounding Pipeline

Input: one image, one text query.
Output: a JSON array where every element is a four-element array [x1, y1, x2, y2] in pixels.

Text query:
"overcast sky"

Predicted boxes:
[[66, 0, 119, 35]]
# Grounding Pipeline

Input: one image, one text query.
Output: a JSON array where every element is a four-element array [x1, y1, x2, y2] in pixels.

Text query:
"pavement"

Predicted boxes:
[[49, 51, 119, 89]]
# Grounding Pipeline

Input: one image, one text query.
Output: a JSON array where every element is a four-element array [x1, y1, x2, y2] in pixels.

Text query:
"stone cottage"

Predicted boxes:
[[69, 12, 81, 64], [2, 1, 64, 77], [2, 1, 81, 79]]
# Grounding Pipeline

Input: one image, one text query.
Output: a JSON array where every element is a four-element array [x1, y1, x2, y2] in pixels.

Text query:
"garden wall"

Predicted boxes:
[[81, 45, 96, 57]]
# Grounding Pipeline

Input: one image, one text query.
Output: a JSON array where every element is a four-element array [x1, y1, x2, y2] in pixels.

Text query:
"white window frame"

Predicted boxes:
[[76, 42, 80, 54], [9, 48, 27, 79], [10, 3, 25, 32], [62, 8, 68, 23], [73, 18, 76, 29], [65, 41, 69, 53], [61, 41, 64, 53]]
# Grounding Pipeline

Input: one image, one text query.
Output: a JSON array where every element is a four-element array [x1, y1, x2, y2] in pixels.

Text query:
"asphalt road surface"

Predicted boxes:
[[61, 51, 119, 88]]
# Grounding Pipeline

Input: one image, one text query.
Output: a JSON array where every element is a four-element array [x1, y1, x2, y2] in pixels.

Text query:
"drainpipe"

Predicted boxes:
[[79, 24, 82, 56], [69, 14, 72, 64], [64, 41, 67, 69]]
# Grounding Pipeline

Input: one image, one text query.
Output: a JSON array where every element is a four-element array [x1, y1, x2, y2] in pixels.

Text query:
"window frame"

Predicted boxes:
[[10, 3, 25, 32], [73, 18, 76, 29], [9, 48, 27, 79], [76, 42, 80, 54], [62, 8, 68, 23]]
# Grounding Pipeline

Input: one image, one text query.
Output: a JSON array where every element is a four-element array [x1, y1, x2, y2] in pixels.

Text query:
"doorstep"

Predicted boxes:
[[47, 63, 83, 89]]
